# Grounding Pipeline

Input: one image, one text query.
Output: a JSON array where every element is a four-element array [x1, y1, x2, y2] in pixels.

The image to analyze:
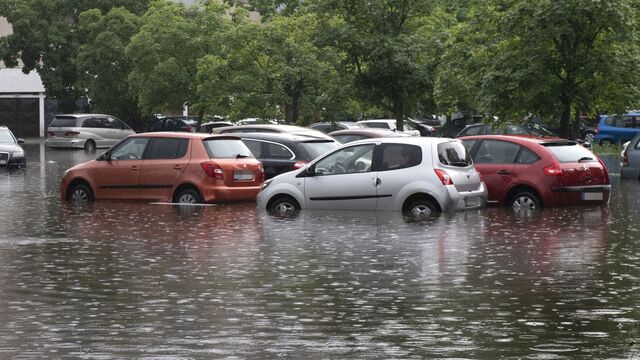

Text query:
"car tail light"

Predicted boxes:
[[256, 163, 264, 182], [434, 169, 453, 185], [201, 161, 224, 180], [594, 122, 599, 134], [543, 165, 563, 176], [623, 149, 629, 166], [47, 131, 54, 137], [64, 131, 80, 137], [293, 161, 308, 169]]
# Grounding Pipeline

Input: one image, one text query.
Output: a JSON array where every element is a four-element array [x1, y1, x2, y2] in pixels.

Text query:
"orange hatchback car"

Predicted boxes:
[[61, 132, 264, 204]]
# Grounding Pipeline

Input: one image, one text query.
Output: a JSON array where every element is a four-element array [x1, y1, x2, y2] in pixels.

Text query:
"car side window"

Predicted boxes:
[[265, 142, 294, 159], [242, 139, 263, 158], [334, 135, 366, 143], [506, 125, 528, 135], [515, 147, 540, 164], [461, 125, 482, 136], [364, 122, 391, 129], [462, 140, 477, 152], [109, 138, 149, 160], [474, 140, 520, 164], [82, 118, 102, 128], [314, 144, 374, 176], [379, 144, 422, 171], [144, 138, 189, 160]]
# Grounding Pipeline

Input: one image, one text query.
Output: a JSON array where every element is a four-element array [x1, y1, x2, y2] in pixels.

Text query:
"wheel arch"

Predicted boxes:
[[402, 192, 442, 213], [506, 184, 543, 207], [172, 182, 203, 202], [66, 177, 95, 200], [266, 193, 302, 210]]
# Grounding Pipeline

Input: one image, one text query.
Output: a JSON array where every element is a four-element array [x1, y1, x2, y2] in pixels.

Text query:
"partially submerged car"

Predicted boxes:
[[257, 137, 487, 218], [0, 126, 26, 169]]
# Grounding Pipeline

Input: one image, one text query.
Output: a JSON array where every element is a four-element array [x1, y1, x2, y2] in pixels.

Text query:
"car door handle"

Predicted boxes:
[[130, 165, 139, 171], [373, 178, 381, 186], [173, 165, 183, 169], [497, 170, 511, 175]]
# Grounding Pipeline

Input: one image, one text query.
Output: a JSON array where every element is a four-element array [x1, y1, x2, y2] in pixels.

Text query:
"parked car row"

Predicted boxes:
[[59, 128, 613, 219]]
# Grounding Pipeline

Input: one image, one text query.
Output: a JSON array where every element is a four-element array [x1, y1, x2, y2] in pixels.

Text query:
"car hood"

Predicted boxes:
[[0, 143, 22, 153], [66, 159, 97, 173]]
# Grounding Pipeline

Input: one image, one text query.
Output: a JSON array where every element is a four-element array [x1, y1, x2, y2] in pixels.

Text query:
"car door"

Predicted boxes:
[[375, 143, 423, 210], [139, 137, 190, 202], [245, 139, 297, 179], [304, 143, 378, 210], [93, 137, 150, 200], [470, 139, 520, 203]]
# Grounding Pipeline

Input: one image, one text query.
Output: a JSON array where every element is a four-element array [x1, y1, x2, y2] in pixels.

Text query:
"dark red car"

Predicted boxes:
[[459, 135, 610, 209]]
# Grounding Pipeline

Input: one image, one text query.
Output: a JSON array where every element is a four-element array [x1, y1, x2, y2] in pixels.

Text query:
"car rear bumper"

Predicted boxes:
[[548, 184, 611, 206], [443, 183, 488, 212], [46, 139, 85, 148], [201, 185, 262, 203], [621, 166, 640, 180]]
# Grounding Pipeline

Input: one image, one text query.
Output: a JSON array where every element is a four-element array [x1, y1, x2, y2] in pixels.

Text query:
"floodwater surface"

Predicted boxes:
[[1, 140, 639, 359]]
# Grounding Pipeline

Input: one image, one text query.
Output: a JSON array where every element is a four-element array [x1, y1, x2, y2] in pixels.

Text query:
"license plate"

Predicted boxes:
[[0, 160, 6, 165], [582, 192, 603, 201], [234, 170, 254, 181], [465, 196, 480, 207]]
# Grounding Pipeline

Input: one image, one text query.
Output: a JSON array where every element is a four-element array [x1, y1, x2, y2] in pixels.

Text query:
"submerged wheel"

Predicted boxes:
[[509, 191, 541, 210], [268, 195, 301, 216], [405, 199, 438, 219], [174, 187, 203, 204], [84, 140, 96, 153], [67, 183, 94, 202]]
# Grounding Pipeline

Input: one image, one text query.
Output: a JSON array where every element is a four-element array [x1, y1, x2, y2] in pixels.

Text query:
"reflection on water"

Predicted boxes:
[[0, 141, 639, 358]]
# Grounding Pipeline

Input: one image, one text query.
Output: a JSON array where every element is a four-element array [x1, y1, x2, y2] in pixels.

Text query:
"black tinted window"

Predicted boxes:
[[82, 118, 104, 128], [380, 144, 422, 171], [460, 125, 483, 136], [242, 139, 263, 157], [437, 141, 472, 167], [462, 140, 477, 152], [50, 117, 79, 127], [265, 142, 294, 159], [474, 140, 520, 164], [145, 138, 189, 160]]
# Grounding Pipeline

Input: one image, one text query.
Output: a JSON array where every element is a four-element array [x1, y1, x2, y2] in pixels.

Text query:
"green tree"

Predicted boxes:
[[313, 0, 439, 130], [436, 0, 640, 138], [76, 8, 142, 127], [0, 0, 149, 112]]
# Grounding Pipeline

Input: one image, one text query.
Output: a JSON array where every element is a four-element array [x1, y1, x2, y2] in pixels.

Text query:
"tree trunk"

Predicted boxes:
[[196, 107, 205, 132], [392, 93, 404, 132], [559, 94, 572, 139]]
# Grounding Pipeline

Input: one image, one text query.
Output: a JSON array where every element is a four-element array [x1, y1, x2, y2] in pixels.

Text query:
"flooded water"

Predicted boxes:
[[1, 139, 640, 359]]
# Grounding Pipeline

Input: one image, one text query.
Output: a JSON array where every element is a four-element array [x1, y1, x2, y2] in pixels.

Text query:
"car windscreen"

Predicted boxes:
[[437, 141, 472, 167], [0, 130, 15, 143], [523, 123, 555, 136], [542, 143, 597, 163], [50, 117, 79, 127], [298, 140, 340, 159], [203, 139, 254, 158]]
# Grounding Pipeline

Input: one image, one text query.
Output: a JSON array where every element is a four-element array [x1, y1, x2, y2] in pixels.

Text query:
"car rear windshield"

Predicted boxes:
[[203, 139, 254, 158], [299, 141, 339, 159], [437, 141, 472, 167], [50, 117, 79, 127], [543, 143, 597, 163]]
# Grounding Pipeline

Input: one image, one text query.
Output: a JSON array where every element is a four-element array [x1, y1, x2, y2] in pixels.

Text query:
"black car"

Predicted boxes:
[[227, 132, 341, 179], [149, 116, 197, 132], [307, 121, 360, 133], [0, 126, 26, 168]]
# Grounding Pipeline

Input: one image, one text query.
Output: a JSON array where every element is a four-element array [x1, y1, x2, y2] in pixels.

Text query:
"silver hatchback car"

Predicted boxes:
[[621, 133, 640, 180], [46, 114, 135, 152], [257, 137, 488, 217]]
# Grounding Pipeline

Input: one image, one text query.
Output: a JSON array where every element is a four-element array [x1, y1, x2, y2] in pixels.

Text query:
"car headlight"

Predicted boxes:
[[262, 179, 272, 190], [12, 150, 24, 158]]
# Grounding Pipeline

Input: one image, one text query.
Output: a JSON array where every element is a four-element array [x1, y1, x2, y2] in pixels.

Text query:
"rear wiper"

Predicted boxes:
[[578, 157, 594, 162], [450, 161, 470, 166], [236, 154, 250, 159]]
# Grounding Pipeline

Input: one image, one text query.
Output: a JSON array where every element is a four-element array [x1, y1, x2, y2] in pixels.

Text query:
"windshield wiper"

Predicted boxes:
[[450, 161, 470, 166], [578, 156, 594, 162]]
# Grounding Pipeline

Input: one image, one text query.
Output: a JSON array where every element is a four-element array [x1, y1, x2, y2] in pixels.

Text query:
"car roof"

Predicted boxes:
[[458, 134, 574, 145], [213, 124, 333, 139], [54, 113, 112, 118], [131, 132, 241, 140], [222, 132, 335, 142], [346, 136, 459, 146], [329, 128, 410, 137]]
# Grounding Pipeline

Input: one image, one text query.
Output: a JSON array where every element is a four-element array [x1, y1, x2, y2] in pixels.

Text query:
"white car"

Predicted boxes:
[[257, 137, 488, 218], [356, 119, 422, 136]]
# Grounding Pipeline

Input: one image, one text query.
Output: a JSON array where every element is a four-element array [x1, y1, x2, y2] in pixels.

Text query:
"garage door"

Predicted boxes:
[[0, 98, 39, 137]]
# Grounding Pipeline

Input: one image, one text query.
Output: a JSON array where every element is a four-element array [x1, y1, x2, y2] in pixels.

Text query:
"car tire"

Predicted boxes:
[[509, 191, 541, 210], [174, 187, 203, 204], [84, 140, 96, 153], [67, 183, 94, 202], [405, 199, 438, 219], [583, 131, 595, 142], [268, 195, 301, 216]]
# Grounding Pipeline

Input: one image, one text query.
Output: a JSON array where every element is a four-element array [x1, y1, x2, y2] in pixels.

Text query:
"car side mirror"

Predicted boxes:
[[17, 138, 24, 144]]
